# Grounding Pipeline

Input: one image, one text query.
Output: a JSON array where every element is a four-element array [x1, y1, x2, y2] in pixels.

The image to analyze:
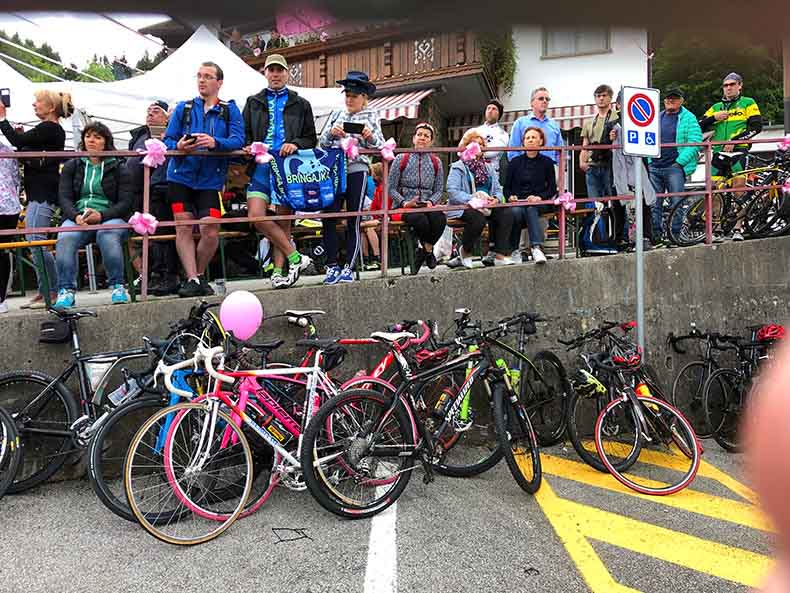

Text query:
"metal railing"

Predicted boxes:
[[0, 137, 785, 301]]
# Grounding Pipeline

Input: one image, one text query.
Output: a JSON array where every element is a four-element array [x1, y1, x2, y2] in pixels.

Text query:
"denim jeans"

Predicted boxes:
[[648, 165, 686, 238], [55, 219, 128, 290], [510, 205, 550, 249], [585, 166, 613, 199], [26, 200, 58, 295]]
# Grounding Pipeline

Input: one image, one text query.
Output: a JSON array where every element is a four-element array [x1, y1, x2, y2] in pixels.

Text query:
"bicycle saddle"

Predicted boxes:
[[230, 336, 285, 353], [370, 331, 416, 343], [295, 337, 339, 350], [47, 308, 97, 321]]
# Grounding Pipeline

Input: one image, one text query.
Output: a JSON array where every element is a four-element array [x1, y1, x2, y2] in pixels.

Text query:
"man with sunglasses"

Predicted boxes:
[[699, 72, 762, 241], [507, 87, 563, 164]]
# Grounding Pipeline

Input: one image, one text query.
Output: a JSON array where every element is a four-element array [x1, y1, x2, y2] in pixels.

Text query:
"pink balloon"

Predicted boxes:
[[219, 290, 263, 340]]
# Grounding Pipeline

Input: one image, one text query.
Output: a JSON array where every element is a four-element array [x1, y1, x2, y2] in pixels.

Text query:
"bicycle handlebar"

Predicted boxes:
[[200, 345, 235, 385]]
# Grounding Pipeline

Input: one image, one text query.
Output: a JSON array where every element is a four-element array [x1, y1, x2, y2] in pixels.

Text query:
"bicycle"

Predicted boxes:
[[299, 313, 545, 520], [0, 405, 22, 502]]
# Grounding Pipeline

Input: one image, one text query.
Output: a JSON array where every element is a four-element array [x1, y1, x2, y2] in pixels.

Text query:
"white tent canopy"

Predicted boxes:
[[0, 25, 344, 148]]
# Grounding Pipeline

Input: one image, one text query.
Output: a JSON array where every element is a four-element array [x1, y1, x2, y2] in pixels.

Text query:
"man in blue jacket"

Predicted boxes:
[[648, 88, 702, 245], [164, 61, 244, 297]]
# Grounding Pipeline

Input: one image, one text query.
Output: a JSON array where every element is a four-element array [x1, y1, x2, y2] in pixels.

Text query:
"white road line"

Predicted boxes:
[[363, 497, 398, 593]]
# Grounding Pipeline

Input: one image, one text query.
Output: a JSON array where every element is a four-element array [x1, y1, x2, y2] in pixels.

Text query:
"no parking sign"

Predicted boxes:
[[622, 86, 661, 158]]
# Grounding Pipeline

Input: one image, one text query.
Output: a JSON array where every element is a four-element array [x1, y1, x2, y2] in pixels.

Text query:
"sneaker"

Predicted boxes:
[[271, 272, 288, 289], [447, 256, 473, 270], [324, 265, 342, 285], [532, 247, 547, 265], [285, 253, 312, 287], [54, 288, 76, 309], [199, 276, 215, 296], [425, 252, 437, 270], [732, 230, 744, 242], [337, 265, 354, 283], [712, 233, 725, 244], [364, 259, 381, 271], [111, 284, 129, 305], [0, 301, 8, 314], [412, 249, 426, 275], [481, 254, 496, 267], [178, 279, 204, 298], [494, 256, 516, 266], [150, 276, 180, 296]]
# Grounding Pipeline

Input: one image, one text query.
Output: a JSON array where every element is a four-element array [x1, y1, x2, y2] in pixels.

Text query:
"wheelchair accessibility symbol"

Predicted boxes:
[[627, 130, 639, 144], [645, 132, 657, 146]]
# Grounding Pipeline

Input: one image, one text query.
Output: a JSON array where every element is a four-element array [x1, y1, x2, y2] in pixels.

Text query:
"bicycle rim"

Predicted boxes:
[[597, 396, 700, 495], [0, 407, 21, 501], [671, 361, 714, 438], [704, 369, 744, 453], [125, 402, 252, 545], [523, 352, 568, 446], [590, 393, 643, 473]]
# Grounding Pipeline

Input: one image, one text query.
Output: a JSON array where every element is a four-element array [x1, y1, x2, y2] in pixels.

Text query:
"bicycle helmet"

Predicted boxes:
[[570, 369, 607, 398], [611, 342, 641, 367], [757, 323, 785, 342]]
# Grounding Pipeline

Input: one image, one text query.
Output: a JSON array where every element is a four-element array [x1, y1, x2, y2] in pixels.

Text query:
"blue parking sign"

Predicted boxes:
[[645, 132, 656, 145], [627, 130, 639, 144]]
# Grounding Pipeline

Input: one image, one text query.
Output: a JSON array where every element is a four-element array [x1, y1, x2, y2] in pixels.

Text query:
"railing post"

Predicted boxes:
[[380, 158, 390, 277], [557, 148, 567, 259], [704, 142, 713, 245], [141, 165, 151, 300]]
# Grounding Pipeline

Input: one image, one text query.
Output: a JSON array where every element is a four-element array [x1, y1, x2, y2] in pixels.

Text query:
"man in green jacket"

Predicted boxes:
[[648, 88, 702, 244]]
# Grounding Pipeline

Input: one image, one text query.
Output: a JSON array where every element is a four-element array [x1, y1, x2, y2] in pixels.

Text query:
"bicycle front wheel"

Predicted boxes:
[[522, 351, 569, 446], [596, 395, 700, 495], [702, 368, 745, 453], [492, 383, 542, 494], [301, 389, 415, 519], [671, 361, 714, 438], [124, 402, 253, 545], [0, 406, 22, 501]]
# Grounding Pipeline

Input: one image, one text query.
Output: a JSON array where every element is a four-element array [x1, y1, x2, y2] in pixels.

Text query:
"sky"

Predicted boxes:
[[0, 12, 169, 69]]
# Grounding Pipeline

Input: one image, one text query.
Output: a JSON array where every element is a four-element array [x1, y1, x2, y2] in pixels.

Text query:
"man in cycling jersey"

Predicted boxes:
[[699, 72, 762, 241]]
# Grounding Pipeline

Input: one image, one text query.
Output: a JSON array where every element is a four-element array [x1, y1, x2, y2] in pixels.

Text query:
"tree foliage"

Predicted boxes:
[[135, 48, 168, 71], [653, 31, 783, 125], [0, 29, 66, 81]]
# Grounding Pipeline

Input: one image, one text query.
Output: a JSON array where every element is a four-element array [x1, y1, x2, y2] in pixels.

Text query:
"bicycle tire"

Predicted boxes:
[[492, 382, 542, 494], [670, 361, 715, 438], [667, 195, 723, 247], [523, 351, 569, 446], [300, 389, 415, 519], [124, 402, 253, 545], [0, 406, 22, 501], [595, 395, 700, 495], [702, 368, 744, 453], [88, 397, 170, 522], [0, 371, 80, 493]]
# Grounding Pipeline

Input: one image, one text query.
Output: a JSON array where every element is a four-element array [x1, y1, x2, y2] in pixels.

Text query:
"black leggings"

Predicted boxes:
[[459, 208, 513, 255], [0, 214, 19, 302], [402, 211, 446, 248], [322, 170, 367, 269]]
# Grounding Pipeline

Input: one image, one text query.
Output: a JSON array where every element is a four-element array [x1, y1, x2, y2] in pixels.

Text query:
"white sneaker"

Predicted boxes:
[[510, 250, 523, 264], [0, 301, 8, 314], [494, 256, 516, 266], [532, 247, 547, 265]]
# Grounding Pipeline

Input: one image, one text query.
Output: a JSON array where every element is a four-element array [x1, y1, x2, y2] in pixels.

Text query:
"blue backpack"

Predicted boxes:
[[578, 208, 618, 256]]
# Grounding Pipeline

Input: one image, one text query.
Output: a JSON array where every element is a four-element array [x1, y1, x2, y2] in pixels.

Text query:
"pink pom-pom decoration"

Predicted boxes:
[[129, 211, 159, 235], [553, 191, 576, 212], [140, 138, 167, 168], [458, 141, 481, 162], [380, 138, 397, 161], [250, 142, 273, 164], [341, 136, 359, 159]]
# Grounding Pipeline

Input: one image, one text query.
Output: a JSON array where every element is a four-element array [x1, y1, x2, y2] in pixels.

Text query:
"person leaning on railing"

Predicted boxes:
[[387, 122, 446, 275], [0, 140, 21, 314], [53, 122, 134, 310], [0, 89, 73, 309], [504, 126, 556, 265], [446, 130, 514, 269]]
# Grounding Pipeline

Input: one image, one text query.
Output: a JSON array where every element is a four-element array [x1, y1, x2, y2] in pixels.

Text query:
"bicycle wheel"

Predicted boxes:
[[596, 395, 700, 495], [667, 195, 723, 247], [88, 397, 170, 522], [522, 351, 569, 446], [300, 389, 415, 519], [124, 402, 252, 545], [422, 369, 503, 478], [0, 406, 22, 501], [702, 368, 744, 453], [0, 371, 80, 493], [492, 382, 541, 494], [671, 361, 714, 438]]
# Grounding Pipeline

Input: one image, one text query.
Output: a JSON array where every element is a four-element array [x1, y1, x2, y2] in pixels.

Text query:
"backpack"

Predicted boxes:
[[578, 208, 618, 256], [399, 152, 440, 177], [181, 99, 231, 134]]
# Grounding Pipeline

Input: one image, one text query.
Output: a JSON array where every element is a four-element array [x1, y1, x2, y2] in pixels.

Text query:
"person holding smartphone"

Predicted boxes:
[[0, 89, 72, 308], [319, 71, 385, 285], [387, 122, 446, 274], [163, 61, 244, 298]]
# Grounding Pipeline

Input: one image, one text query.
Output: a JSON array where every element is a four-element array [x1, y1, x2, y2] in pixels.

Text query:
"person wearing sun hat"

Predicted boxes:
[[319, 70, 385, 285]]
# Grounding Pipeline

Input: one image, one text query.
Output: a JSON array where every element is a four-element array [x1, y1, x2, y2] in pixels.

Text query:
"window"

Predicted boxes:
[[542, 27, 611, 58]]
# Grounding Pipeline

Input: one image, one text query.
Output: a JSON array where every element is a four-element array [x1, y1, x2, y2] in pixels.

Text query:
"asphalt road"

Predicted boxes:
[[0, 443, 771, 593]]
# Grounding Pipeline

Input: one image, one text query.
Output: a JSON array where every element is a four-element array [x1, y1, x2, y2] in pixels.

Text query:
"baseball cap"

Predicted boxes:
[[149, 100, 169, 112], [264, 54, 288, 70], [664, 88, 684, 99], [723, 72, 743, 84]]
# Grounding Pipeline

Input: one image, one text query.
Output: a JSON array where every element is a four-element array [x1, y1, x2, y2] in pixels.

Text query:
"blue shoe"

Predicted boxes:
[[337, 265, 354, 284], [110, 284, 129, 305], [54, 288, 75, 309], [324, 265, 341, 285]]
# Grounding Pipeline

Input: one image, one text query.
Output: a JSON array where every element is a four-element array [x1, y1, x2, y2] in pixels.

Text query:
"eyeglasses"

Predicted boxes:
[[196, 74, 217, 81], [535, 96, 551, 102], [722, 82, 738, 87]]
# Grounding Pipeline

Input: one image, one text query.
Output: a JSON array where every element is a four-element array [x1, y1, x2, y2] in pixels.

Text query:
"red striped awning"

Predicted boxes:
[[368, 89, 435, 121]]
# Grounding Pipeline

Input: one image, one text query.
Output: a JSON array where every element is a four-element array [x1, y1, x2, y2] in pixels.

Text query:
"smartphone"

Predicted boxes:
[[183, 134, 197, 143], [0, 89, 10, 108], [343, 121, 364, 135]]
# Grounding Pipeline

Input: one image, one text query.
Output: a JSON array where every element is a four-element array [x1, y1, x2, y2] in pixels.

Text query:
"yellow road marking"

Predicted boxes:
[[542, 455, 772, 532]]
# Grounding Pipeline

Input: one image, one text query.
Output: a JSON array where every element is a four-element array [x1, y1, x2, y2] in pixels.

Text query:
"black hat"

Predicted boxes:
[[664, 88, 684, 99], [336, 71, 376, 97], [150, 100, 169, 112]]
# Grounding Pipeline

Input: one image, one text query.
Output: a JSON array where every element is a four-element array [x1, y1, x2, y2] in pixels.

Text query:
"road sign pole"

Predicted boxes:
[[634, 160, 645, 355]]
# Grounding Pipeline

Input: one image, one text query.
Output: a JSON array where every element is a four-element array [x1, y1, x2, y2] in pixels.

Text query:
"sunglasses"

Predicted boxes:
[[535, 96, 551, 102], [723, 82, 738, 87]]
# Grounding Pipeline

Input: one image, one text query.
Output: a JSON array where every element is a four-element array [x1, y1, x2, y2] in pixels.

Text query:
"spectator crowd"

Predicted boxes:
[[0, 50, 766, 313]]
